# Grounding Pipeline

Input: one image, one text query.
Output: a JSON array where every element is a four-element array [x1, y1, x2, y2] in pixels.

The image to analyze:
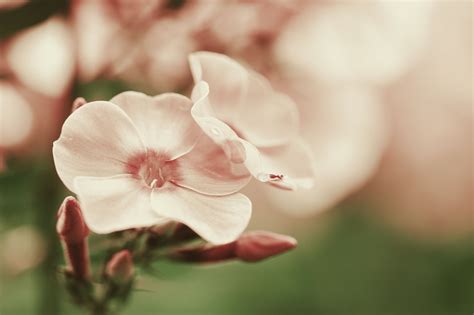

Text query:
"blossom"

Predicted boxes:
[[260, 84, 388, 216], [4, 17, 75, 98], [189, 51, 315, 190], [53, 92, 252, 244], [364, 0, 473, 239], [0, 82, 34, 149], [273, 1, 433, 84], [0, 16, 75, 164]]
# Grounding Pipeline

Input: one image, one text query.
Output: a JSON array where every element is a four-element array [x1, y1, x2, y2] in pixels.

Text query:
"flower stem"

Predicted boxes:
[[34, 160, 63, 315]]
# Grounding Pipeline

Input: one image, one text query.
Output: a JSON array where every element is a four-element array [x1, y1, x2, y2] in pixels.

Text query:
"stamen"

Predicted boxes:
[[125, 150, 180, 189]]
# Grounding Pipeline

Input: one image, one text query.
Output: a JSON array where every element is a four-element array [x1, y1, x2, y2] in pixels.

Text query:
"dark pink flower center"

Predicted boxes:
[[126, 150, 180, 188]]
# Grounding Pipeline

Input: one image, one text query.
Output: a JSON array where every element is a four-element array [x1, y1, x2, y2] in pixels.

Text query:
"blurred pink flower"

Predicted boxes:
[[70, 0, 301, 91], [274, 1, 433, 85], [189, 52, 315, 190], [0, 82, 34, 149], [201, 0, 300, 52], [0, 16, 74, 160], [53, 92, 252, 244], [0, 225, 46, 276], [4, 17, 75, 98], [71, 0, 213, 89], [260, 82, 388, 216], [363, 1, 473, 239]]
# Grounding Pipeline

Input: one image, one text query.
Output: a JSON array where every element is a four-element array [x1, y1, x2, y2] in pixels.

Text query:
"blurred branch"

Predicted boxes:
[[0, 0, 68, 40], [34, 160, 64, 315]]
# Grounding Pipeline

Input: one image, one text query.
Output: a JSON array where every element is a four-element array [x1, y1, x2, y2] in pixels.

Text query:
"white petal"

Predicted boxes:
[[236, 71, 299, 147], [0, 82, 34, 148], [188, 51, 247, 124], [53, 101, 146, 192], [257, 139, 316, 190], [189, 52, 298, 147], [191, 81, 242, 148], [6, 17, 75, 97], [176, 135, 251, 196], [151, 187, 251, 244], [74, 175, 168, 233], [110, 92, 201, 159], [72, 0, 121, 81], [191, 82, 258, 175], [192, 82, 311, 190]]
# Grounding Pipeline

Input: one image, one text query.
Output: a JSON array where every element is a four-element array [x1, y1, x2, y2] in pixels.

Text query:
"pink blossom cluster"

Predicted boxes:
[[1, 0, 471, 241], [53, 51, 314, 243]]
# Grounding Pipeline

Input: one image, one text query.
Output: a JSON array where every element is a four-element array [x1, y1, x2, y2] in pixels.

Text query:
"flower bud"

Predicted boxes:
[[57, 196, 90, 279], [170, 243, 236, 263], [71, 97, 87, 112], [235, 231, 297, 262], [169, 231, 297, 264], [57, 196, 89, 243], [105, 250, 134, 283]]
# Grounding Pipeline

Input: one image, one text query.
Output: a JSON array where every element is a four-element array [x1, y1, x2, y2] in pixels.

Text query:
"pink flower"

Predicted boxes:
[[53, 92, 252, 244], [4, 17, 75, 98], [189, 52, 315, 190], [0, 16, 75, 162]]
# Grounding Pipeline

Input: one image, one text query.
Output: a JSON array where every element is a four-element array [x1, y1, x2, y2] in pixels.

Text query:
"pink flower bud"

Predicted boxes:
[[235, 231, 297, 262], [169, 231, 297, 264], [57, 196, 90, 279], [105, 250, 134, 283], [170, 243, 236, 263], [57, 196, 89, 244], [71, 97, 87, 112]]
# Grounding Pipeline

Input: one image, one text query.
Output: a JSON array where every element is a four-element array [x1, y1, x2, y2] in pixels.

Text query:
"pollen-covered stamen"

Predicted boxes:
[[126, 150, 180, 188]]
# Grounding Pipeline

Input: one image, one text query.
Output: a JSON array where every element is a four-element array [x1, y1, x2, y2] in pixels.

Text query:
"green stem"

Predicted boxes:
[[34, 160, 63, 315]]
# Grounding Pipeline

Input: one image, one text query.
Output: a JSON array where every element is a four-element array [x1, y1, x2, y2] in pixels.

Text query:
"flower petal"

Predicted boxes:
[[175, 135, 251, 196], [110, 92, 201, 159], [74, 175, 168, 234], [189, 51, 298, 147], [53, 101, 146, 192], [188, 51, 247, 124], [191, 82, 312, 190], [257, 139, 316, 190], [0, 82, 34, 148], [191, 81, 242, 149], [236, 71, 299, 147], [6, 17, 75, 97], [151, 187, 251, 244]]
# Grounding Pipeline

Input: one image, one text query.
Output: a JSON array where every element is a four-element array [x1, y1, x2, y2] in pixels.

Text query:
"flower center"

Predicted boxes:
[[126, 150, 179, 188]]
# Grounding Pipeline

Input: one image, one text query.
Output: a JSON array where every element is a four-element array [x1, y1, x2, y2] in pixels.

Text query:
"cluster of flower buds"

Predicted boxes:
[[57, 196, 135, 313], [56, 195, 297, 312]]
